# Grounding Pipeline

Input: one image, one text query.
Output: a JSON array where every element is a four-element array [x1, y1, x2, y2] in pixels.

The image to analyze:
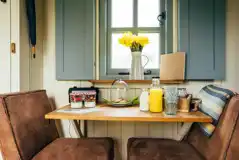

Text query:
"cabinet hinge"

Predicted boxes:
[[11, 43, 16, 54]]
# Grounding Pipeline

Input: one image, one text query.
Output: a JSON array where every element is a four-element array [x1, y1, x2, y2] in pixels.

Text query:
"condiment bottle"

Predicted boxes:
[[139, 89, 149, 111], [149, 78, 163, 113]]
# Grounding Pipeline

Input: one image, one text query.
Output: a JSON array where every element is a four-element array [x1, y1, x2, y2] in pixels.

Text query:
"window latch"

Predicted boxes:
[[157, 11, 166, 25]]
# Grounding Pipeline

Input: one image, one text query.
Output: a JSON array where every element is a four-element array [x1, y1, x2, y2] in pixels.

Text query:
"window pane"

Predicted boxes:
[[111, 0, 133, 28], [138, 0, 160, 27], [111, 33, 131, 69], [139, 33, 160, 69]]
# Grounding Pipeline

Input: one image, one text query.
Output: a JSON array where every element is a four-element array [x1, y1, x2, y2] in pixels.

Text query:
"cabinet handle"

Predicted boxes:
[[1, 0, 7, 3]]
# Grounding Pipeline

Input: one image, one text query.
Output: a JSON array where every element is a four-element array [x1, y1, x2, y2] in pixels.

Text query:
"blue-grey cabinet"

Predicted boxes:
[[178, 0, 225, 80], [56, 0, 95, 80]]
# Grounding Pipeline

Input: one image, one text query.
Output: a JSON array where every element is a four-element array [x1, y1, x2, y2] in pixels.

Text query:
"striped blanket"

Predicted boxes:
[[198, 85, 235, 137]]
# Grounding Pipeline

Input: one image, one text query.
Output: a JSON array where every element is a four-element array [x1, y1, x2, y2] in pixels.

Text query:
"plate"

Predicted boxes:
[[102, 97, 138, 107], [108, 102, 133, 107]]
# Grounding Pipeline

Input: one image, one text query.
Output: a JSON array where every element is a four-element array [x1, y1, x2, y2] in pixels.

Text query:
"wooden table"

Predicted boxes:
[[45, 104, 212, 140]]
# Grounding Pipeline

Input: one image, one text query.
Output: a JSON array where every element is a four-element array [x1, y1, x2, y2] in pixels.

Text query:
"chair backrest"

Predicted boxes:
[[225, 114, 239, 159], [0, 90, 59, 160], [187, 95, 239, 160]]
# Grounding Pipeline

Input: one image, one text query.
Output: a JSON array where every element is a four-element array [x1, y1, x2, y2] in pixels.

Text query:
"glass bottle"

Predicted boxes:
[[139, 88, 149, 111], [149, 78, 163, 113]]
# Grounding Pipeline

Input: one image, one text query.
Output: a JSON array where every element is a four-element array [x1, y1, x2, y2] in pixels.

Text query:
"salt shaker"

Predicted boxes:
[[140, 89, 149, 111]]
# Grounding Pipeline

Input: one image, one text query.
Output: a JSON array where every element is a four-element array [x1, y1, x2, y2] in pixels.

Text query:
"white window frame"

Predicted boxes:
[[99, 0, 173, 79]]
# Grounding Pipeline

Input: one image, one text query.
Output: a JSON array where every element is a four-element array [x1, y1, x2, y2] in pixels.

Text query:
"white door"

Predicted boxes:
[[0, 0, 11, 158], [0, 0, 11, 94]]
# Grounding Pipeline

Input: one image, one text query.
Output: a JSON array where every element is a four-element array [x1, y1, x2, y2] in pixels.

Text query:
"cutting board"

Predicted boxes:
[[160, 52, 186, 80]]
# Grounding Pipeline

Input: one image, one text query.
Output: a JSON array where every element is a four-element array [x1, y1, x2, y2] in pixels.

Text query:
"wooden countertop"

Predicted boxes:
[[45, 104, 212, 123]]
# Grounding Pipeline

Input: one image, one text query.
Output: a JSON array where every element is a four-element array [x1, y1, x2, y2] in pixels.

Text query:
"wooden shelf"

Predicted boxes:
[[88, 80, 185, 85]]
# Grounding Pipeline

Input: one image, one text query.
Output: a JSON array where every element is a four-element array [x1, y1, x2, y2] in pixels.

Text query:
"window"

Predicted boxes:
[[100, 0, 169, 79]]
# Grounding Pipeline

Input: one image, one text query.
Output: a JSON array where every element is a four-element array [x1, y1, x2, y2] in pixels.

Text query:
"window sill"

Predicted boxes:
[[89, 80, 185, 85]]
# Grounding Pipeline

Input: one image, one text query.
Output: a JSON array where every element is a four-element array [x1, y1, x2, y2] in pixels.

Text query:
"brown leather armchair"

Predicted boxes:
[[0, 90, 114, 160], [128, 96, 239, 160]]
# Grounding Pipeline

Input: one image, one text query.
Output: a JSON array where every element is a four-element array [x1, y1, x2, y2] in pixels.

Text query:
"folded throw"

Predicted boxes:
[[198, 85, 235, 137]]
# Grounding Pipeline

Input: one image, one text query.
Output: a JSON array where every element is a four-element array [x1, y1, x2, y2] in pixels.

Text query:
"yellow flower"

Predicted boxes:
[[137, 36, 149, 46], [118, 32, 149, 50], [119, 32, 134, 47]]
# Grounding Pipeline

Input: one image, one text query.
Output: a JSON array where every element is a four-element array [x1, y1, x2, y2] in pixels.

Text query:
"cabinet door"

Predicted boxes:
[[56, 0, 95, 80], [0, 1, 11, 93], [178, 0, 225, 80]]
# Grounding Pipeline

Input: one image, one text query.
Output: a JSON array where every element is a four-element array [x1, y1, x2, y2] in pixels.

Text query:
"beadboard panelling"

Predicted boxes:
[[121, 122, 135, 160], [149, 122, 164, 137], [173, 123, 179, 138], [135, 122, 149, 137], [87, 87, 210, 160], [85, 87, 206, 160], [94, 89, 109, 137], [88, 88, 170, 160], [94, 121, 108, 137], [87, 120, 94, 137], [108, 121, 122, 160], [163, 123, 174, 139]]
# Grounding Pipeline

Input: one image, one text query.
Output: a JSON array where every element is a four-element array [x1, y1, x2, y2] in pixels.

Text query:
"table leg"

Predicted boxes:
[[73, 120, 88, 138], [175, 122, 193, 141]]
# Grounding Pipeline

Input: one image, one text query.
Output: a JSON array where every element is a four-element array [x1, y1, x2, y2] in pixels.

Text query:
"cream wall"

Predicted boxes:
[[43, 0, 239, 159]]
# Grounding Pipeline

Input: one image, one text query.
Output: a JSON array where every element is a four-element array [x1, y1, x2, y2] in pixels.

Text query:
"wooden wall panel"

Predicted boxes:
[[107, 121, 122, 160], [87, 88, 177, 160], [94, 89, 109, 137], [135, 122, 149, 137], [87, 120, 95, 137], [121, 122, 135, 160], [163, 123, 174, 139], [94, 121, 107, 137], [149, 122, 164, 138]]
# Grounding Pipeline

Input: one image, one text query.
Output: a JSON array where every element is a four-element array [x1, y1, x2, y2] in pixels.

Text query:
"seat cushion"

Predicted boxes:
[[128, 138, 203, 160], [32, 138, 114, 160]]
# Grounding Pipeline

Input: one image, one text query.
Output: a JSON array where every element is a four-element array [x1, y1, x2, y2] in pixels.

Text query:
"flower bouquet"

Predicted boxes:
[[118, 32, 150, 80]]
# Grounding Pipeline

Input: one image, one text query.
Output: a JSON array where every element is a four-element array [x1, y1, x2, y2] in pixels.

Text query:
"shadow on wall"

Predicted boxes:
[[48, 97, 64, 137]]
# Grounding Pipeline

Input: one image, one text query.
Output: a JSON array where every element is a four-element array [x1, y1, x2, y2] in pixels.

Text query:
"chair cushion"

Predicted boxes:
[[197, 85, 235, 136], [32, 138, 114, 160], [128, 138, 203, 160]]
